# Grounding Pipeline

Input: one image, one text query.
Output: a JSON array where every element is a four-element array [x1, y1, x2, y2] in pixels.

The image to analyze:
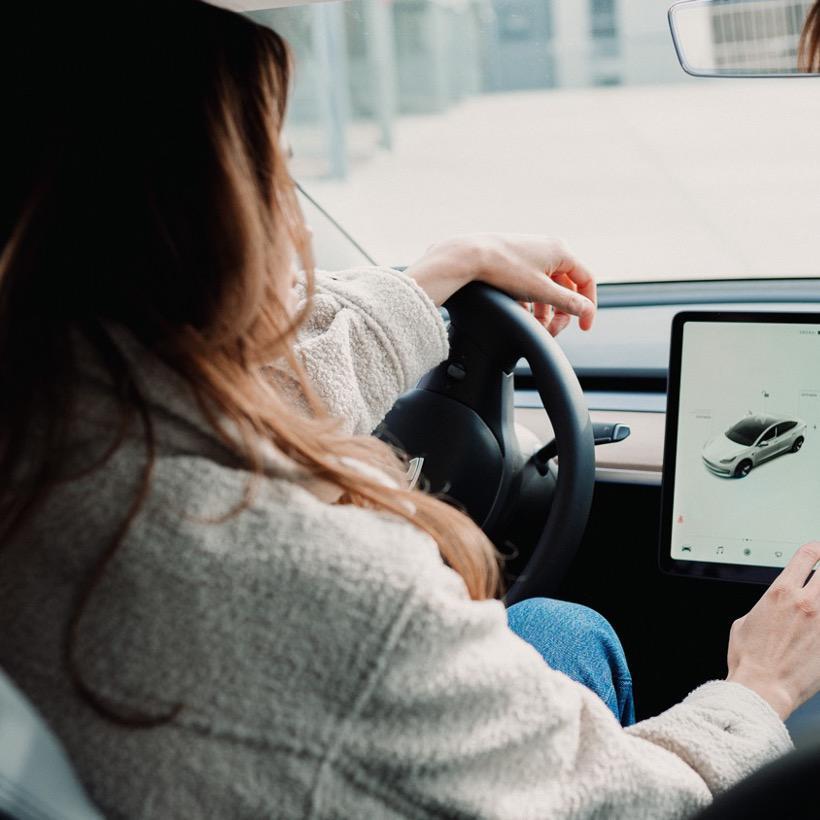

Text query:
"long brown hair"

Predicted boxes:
[[799, 1, 820, 70], [0, 0, 500, 724]]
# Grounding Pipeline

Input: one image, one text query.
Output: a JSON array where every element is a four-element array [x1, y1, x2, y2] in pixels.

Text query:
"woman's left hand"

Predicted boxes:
[[406, 233, 597, 336]]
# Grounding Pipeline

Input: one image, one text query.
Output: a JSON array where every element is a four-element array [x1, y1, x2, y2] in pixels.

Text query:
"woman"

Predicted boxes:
[[800, 0, 820, 71], [1, 1, 820, 817]]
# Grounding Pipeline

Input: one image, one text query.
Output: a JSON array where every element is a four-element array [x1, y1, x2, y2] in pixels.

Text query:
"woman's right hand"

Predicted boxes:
[[727, 542, 820, 719], [406, 234, 596, 336]]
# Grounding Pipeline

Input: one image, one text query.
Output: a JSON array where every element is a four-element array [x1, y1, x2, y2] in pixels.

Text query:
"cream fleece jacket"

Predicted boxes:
[[0, 267, 791, 819]]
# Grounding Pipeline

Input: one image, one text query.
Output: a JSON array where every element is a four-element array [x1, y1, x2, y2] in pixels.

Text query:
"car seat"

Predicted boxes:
[[1, 662, 818, 820], [0, 668, 101, 820], [692, 734, 820, 820]]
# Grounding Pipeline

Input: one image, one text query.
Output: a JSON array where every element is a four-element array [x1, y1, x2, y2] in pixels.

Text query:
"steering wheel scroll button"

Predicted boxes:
[[446, 362, 467, 381]]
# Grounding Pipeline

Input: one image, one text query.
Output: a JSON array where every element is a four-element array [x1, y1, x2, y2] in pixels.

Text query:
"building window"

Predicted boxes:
[[498, 1, 538, 42], [710, 0, 813, 71], [590, 0, 617, 40]]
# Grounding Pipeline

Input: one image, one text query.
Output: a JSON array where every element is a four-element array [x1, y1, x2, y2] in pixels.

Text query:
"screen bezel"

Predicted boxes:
[[659, 310, 820, 585]]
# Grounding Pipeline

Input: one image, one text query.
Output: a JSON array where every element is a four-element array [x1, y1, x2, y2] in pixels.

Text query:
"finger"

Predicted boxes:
[[519, 301, 540, 321], [551, 253, 597, 304], [529, 275, 595, 329], [508, 236, 597, 319], [548, 312, 571, 337], [547, 274, 578, 336], [551, 271, 578, 294], [551, 257, 597, 330], [533, 302, 553, 329], [777, 542, 820, 589]]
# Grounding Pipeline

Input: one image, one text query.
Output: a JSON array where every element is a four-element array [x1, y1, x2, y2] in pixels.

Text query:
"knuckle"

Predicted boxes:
[[798, 542, 820, 563], [562, 293, 583, 315], [544, 278, 568, 301], [795, 594, 818, 617], [553, 238, 571, 256], [769, 582, 790, 602]]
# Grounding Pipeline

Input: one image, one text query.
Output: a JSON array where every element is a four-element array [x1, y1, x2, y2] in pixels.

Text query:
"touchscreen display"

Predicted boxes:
[[670, 319, 820, 570]]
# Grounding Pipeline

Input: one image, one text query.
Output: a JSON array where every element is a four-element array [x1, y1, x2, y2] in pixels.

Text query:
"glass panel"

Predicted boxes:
[[670, 0, 817, 75], [246, 1, 820, 282]]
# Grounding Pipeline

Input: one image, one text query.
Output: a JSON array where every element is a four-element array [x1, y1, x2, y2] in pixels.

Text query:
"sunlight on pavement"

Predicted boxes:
[[300, 81, 820, 282]]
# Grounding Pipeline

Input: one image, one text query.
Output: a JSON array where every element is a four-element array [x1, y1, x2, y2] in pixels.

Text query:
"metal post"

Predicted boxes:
[[312, 2, 350, 179], [552, 0, 592, 88], [364, 0, 397, 150]]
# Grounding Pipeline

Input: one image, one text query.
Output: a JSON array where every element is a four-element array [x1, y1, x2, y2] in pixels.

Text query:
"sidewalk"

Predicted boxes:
[[298, 81, 820, 282]]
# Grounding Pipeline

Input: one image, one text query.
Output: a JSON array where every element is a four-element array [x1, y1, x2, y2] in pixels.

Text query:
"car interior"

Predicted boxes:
[[2, 0, 820, 818]]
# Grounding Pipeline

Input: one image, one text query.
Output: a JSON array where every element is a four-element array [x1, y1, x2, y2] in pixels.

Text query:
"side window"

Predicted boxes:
[[760, 426, 777, 443], [779, 421, 797, 435]]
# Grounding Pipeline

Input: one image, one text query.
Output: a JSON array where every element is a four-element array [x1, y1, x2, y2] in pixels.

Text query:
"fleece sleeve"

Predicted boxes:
[[318, 561, 792, 819], [292, 267, 449, 435]]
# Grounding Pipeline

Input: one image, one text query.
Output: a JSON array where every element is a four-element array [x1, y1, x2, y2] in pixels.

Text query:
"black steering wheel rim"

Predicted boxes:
[[380, 282, 595, 604], [445, 283, 595, 604]]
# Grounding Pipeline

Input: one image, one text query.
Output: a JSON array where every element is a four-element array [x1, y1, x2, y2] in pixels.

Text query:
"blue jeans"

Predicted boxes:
[[507, 598, 636, 727]]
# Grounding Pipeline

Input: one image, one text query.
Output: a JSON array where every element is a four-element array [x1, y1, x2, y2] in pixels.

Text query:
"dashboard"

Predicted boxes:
[[304, 193, 820, 736], [300, 185, 820, 489], [513, 279, 820, 486]]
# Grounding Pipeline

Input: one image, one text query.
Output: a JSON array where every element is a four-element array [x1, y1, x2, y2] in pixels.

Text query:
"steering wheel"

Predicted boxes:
[[379, 282, 596, 605]]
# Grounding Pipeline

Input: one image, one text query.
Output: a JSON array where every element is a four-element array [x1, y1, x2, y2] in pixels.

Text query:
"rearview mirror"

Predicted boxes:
[[669, 0, 820, 76]]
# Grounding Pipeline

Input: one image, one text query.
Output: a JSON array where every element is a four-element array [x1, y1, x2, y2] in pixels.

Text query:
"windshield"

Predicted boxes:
[[249, 0, 820, 283], [725, 416, 774, 445]]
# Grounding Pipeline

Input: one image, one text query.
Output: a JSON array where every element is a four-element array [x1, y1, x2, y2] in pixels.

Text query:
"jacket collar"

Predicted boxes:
[[71, 325, 342, 498]]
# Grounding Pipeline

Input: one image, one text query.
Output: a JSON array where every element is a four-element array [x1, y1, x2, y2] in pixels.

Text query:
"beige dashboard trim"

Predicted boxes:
[[514, 407, 665, 485]]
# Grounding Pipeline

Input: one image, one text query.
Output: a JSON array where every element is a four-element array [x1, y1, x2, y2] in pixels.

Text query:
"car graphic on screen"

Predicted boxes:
[[702, 415, 806, 478]]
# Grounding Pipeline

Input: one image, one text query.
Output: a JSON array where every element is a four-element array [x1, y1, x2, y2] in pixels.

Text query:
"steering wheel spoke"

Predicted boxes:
[[379, 282, 595, 604]]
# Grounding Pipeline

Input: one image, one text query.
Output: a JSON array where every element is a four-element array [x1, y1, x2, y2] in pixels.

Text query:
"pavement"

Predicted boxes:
[[296, 80, 820, 282]]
